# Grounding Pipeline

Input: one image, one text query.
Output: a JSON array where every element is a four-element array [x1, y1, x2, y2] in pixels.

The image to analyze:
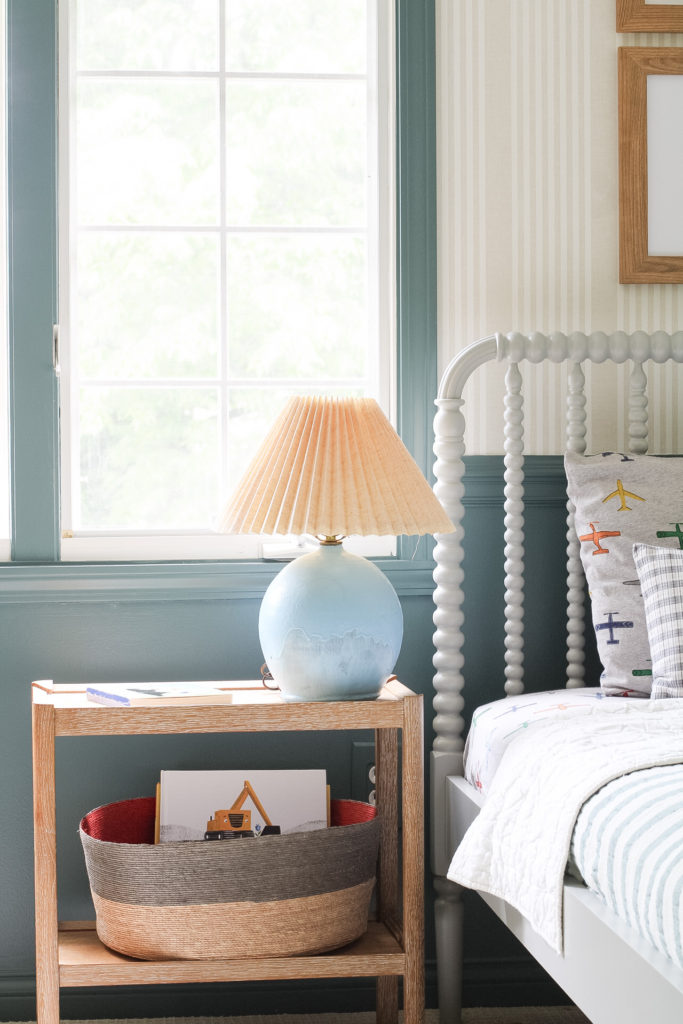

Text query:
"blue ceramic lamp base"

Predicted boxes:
[[258, 542, 403, 702]]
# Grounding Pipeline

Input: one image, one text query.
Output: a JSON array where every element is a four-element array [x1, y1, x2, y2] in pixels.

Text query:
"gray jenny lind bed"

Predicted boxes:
[[430, 330, 683, 1024]]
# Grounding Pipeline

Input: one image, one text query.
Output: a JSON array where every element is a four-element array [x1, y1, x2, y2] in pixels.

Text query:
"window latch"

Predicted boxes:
[[53, 324, 60, 378]]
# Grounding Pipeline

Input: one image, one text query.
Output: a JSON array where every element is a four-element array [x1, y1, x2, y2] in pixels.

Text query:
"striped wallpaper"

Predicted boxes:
[[436, 0, 683, 453]]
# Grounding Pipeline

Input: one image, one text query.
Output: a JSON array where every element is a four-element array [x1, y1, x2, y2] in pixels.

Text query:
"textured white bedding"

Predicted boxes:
[[449, 701, 683, 954], [463, 688, 642, 796]]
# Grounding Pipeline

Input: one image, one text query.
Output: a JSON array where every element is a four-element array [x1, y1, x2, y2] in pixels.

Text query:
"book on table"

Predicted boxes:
[[157, 768, 329, 842], [85, 681, 238, 706]]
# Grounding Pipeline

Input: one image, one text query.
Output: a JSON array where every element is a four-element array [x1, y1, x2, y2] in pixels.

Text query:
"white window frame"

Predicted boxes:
[[58, 0, 396, 563]]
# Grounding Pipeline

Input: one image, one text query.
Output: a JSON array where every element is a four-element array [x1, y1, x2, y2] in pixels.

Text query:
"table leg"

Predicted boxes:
[[376, 974, 399, 1024], [375, 725, 399, 1023], [32, 701, 60, 1024], [401, 695, 424, 1024], [375, 726, 399, 932]]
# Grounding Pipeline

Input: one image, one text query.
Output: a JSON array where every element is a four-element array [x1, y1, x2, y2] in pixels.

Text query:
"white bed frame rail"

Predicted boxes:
[[430, 330, 683, 1021]]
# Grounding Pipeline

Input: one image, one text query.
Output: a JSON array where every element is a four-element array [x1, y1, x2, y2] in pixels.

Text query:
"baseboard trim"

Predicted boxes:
[[1, 976, 382, 1021], [0, 959, 569, 1021], [462, 957, 569, 1007]]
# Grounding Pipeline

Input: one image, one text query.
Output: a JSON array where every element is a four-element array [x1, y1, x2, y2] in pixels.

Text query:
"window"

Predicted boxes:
[[59, 0, 395, 560]]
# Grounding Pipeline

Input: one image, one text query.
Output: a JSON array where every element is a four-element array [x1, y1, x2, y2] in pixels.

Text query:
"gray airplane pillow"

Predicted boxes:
[[565, 450, 683, 697]]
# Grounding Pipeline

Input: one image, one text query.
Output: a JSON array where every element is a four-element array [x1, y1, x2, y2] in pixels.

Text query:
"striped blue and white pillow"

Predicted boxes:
[[633, 543, 683, 699]]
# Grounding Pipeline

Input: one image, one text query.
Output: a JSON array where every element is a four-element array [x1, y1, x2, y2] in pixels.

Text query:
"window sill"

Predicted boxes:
[[0, 556, 436, 603], [59, 533, 397, 563]]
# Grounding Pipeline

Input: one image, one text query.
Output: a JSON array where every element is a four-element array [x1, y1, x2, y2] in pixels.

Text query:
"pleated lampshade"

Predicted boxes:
[[220, 395, 454, 539], [219, 395, 454, 703]]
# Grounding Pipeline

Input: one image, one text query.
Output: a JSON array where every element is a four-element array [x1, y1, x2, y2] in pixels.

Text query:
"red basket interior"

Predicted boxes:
[[331, 798, 377, 826], [81, 795, 375, 845], [80, 796, 156, 844]]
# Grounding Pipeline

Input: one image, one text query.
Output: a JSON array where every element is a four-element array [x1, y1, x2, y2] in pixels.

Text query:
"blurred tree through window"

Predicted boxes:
[[60, 0, 393, 555]]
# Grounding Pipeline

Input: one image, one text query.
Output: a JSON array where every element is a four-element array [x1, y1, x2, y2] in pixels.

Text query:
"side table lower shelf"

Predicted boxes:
[[58, 920, 405, 987]]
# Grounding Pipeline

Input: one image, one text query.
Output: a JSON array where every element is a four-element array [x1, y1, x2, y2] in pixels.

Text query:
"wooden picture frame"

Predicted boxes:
[[619, 47, 683, 284], [617, 0, 683, 33]]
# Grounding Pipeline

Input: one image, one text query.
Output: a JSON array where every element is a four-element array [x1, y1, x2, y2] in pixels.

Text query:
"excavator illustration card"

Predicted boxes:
[[157, 769, 328, 843], [204, 779, 282, 839]]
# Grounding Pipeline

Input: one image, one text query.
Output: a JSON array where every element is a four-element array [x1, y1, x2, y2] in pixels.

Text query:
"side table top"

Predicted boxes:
[[31, 677, 421, 736]]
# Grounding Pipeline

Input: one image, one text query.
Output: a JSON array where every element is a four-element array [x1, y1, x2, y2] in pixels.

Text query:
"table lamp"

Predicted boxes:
[[220, 395, 454, 702]]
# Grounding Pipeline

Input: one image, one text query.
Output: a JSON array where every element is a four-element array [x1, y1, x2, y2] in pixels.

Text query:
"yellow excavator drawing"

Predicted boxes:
[[204, 780, 281, 840]]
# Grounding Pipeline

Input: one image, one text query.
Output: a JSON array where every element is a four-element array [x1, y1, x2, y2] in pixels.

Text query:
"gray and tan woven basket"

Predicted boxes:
[[79, 795, 379, 960]]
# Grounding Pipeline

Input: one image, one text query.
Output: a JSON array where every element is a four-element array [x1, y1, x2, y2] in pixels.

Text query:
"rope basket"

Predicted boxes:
[[79, 796, 379, 961]]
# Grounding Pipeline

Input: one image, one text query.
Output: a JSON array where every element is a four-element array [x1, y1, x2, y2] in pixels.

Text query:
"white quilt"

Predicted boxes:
[[447, 701, 683, 954]]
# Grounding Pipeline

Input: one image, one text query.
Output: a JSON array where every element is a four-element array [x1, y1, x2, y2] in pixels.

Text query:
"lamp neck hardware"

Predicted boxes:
[[317, 535, 344, 546]]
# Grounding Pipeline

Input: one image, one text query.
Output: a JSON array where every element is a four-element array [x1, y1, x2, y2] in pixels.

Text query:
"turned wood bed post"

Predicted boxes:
[[502, 359, 525, 697], [565, 359, 587, 688]]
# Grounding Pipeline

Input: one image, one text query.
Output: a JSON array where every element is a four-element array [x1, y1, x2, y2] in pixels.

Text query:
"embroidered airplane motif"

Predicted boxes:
[[602, 479, 645, 511], [656, 523, 683, 549], [495, 702, 538, 718], [504, 720, 531, 740], [472, 705, 494, 727], [579, 522, 621, 555], [595, 611, 634, 645], [600, 452, 635, 462], [533, 702, 590, 713]]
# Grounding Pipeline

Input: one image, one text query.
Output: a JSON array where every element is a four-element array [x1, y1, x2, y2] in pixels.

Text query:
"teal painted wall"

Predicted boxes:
[[460, 458, 600, 723]]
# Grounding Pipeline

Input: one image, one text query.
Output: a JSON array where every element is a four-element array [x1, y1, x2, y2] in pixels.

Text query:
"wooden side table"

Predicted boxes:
[[32, 678, 424, 1024]]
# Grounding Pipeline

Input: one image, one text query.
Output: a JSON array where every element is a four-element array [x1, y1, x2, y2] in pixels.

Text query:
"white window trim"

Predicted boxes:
[[58, 0, 396, 564]]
